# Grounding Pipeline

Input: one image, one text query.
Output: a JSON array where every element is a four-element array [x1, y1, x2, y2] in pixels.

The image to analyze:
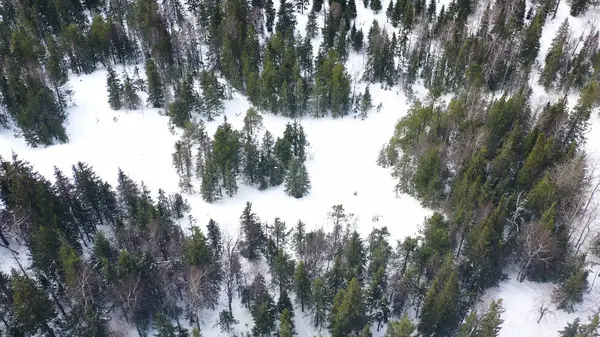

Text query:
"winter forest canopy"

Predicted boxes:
[[1, 0, 600, 336]]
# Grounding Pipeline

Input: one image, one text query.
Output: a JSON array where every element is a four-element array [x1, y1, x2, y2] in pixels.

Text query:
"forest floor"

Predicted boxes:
[[2, 0, 600, 336]]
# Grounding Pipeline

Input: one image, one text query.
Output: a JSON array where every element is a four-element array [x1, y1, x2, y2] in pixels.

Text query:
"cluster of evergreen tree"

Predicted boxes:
[[171, 109, 311, 202], [378, 54, 600, 335], [0, 155, 597, 336], [1, 0, 597, 148]]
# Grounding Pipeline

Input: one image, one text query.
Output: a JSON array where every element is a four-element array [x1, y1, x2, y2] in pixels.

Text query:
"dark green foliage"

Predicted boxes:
[[145, 58, 165, 108], [11, 272, 57, 336], [122, 73, 141, 110], [329, 278, 368, 337], [559, 315, 600, 337], [370, 0, 382, 12], [106, 67, 123, 110], [284, 157, 311, 198], [240, 202, 266, 260], [553, 264, 589, 313], [570, 0, 591, 16], [295, 260, 312, 312], [199, 70, 225, 121]]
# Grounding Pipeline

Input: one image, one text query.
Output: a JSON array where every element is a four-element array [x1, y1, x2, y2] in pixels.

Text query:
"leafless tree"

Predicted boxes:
[[304, 228, 330, 278], [186, 266, 211, 331], [534, 297, 555, 323], [518, 221, 558, 282], [223, 231, 242, 314]]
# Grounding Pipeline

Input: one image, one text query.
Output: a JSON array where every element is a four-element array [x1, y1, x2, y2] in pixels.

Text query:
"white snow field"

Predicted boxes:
[[1, 0, 600, 335]]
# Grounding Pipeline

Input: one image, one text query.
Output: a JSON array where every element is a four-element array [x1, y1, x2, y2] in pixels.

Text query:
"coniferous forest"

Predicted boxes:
[[1, 0, 600, 336]]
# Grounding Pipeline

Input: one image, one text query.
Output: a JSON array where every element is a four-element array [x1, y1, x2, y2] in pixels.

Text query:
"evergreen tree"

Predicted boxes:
[[11, 272, 57, 337], [240, 202, 266, 260], [418, 259, 460, 337], [295, 260, 312, 312], [265, 0, 276, 33], [311, 277, 329, 329], [371, 0, 382, 12], [570, 0, 591, 16], [307, 10, 319, 38], [106, 67, 123, 110], [122, 73, 141, 110], [559, 315, 600, 337], [199, 69, 224, 121], [539, 19, 569, 90], [145, 58, 165, 108], [520, 11, 544, 70], [385, 315, 418, 337], [280, 308, 295, 337], [329, 278, 368, 337], [553, 264, 589, 313], [284, 156, 311, 198], [360, 86, 373, 119]]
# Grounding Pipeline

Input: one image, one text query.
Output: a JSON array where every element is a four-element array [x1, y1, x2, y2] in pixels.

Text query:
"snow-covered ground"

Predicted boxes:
[[1, 0, 600, 336]]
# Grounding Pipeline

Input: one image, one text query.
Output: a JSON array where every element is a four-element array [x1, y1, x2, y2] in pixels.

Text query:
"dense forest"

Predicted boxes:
[[1, 0, 600, 335]]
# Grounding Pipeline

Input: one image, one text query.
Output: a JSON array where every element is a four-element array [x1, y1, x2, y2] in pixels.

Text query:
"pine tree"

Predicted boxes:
[[284, 157, 311, 198], [295, 260, 312, 312], [311, 277, 329, 329], [570, 0, 591, 16], [122, 74, 141, 110], [106, 67, 123, 110], [329, 278, 367, 337], [145, 58, 165, 108], [199, 70, 224, 121], [280, 308, 295, 337], [553, 265, 589, 313], [347, 0, 358, 19], [240, 202, 266, 260], [360, 86, 373, 119], [265, 0, 276, 33], [418, 259, 460, 337], [252, 299, 277, 337], [386, 0, 395, 21], [539, 19, 569, 90], [560, 315, 600, 337], [386, 315, 418, 336], [520, 11, 544, 70], [371, 0, 382, 12], [11, 272, 57, 336], [307, 10, 319, 38]]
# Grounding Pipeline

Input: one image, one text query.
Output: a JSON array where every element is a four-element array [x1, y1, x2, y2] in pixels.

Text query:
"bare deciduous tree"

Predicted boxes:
[[223, 231, 242, 314], [518, 221, 558, 283]]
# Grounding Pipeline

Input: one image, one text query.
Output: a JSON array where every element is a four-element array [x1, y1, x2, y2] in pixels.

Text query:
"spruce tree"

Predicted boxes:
[[265, 0, 276, 33], [311, 277, 328, 329], [284, 156, 311, 198], [199, 70, 224, 121], [11, 272, 57, 337], [240, 202, 266, 260], [386, 315, 418, 336], [106, 67, 123, 110], [295, 260, 312, 312], [371, 0, 382, 12], [539, 19, 569, 90], [280, 309, 295, 337], [360, 86, 373, 119], [122, 74, 141, 110], [570, 0, 591, 16], [329, 278, 367, 337], [307, 10, 319, 38], [145, 58, 165, 108], [553, 265, 589, 313]]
